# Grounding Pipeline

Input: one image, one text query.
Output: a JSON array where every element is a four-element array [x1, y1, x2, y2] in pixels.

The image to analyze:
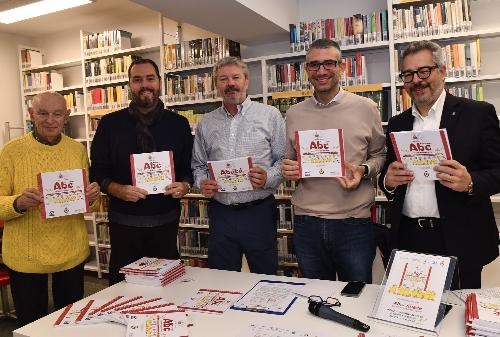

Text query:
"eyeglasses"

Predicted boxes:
[[306, 60, 340, 71], [35, 111, 66, 120], [399, 65, 439, 83], [307, 295, 341, 307]]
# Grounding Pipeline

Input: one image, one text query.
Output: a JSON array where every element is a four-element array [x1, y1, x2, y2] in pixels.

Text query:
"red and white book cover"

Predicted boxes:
[[37, 168, 89, 219], [125, 311, 191, 337], [207, 157, 254, 192], [130, 151, 175, 194], [465, 293, 500, 336], [294, 129, 345, 178], [119, 257, 182, 276], [390, 129, 452, 180], [178, 288, 243, 314]]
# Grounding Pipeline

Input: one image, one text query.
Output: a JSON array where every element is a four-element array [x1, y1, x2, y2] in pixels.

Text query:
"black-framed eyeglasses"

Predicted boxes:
[[306, 60, 340, 71], [308, 295, 341, 307], [399, 65, 439, 83]]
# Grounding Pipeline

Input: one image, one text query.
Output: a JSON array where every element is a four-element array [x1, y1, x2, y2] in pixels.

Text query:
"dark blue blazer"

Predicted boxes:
[[379, 93, 500, 270]]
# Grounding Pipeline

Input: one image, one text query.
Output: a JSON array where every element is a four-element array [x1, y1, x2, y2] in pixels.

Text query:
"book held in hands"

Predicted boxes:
[[295, 129, 345, 178], [390, 129, 452, 180], [208, 157, 254, 192], [37, 168, 89, 219], [130, 151, 175, 194]]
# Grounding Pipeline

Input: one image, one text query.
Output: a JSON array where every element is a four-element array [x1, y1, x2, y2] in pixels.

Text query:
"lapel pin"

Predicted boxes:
[[451, 112, 456, 116]]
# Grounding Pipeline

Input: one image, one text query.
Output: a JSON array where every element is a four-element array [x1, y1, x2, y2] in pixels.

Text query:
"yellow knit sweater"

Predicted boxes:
[[0, 133, 99, 273]]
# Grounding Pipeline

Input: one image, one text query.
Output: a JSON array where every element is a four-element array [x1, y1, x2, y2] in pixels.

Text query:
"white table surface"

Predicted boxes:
[[13, 267, 466, 337]]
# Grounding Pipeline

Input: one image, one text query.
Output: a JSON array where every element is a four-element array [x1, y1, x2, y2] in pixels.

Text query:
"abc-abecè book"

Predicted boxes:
[[390, 129, 452, 180], [207, 157, 253, 192], [130, 151, 175, 194], [37, 168, 89, 219], [295, 129, 345, 178]]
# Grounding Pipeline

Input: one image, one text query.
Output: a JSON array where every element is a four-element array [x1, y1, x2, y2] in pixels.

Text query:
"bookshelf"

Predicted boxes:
[[14, 0, 500, 277]]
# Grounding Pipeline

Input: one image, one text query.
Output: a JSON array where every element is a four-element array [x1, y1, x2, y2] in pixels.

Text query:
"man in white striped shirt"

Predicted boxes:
[[191, 56, 285, 274]]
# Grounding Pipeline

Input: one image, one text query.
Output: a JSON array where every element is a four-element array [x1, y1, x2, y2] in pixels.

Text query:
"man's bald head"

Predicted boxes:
[[29, 92, 70, 144], [31, 92, 67, 113]]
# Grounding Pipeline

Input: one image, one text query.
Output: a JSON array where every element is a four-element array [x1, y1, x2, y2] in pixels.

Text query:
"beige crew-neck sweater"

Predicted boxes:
[[285, 92, 386, 219], [0, 133, 99, 273]]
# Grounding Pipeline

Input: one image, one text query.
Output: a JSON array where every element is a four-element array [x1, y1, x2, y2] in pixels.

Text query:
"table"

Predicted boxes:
[[14, 267, 466, 337]]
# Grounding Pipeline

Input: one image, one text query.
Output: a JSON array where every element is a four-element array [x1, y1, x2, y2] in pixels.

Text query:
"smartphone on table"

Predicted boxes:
[[340, 281, 366, 297]]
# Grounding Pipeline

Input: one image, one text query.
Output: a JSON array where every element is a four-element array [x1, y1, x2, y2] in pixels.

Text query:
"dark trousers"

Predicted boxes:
[[208, 197, 278, 275], [9, 262, 85, 327], [108, 219, 180, 285], [398, 216, 482, 290]]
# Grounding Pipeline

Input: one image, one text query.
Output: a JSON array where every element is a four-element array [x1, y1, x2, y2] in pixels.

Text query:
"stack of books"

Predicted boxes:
[[465, 292, 500, 336], [119, 257, 185, 287]]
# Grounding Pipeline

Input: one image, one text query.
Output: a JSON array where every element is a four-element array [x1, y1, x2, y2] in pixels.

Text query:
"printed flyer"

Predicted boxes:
[[208, 157, 253, 192], [130, 151, 175, 194], [373, 251, 452, 332], [38, 168, 89, 219], [295, 128, 345, 178], [390, 129, 452, 180]]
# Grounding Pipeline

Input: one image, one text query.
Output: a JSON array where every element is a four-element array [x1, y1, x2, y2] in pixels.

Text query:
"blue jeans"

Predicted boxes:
[[293, 215, 375, 282]]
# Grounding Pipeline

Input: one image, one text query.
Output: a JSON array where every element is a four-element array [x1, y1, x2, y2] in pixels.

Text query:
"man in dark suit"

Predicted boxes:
[[379, 40, 500, 289]]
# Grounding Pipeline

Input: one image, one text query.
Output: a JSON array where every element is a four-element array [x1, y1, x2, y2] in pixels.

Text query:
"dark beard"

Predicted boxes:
[[133, 88, 160, 109]]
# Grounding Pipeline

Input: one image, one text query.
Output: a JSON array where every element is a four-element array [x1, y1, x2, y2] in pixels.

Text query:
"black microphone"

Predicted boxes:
[[308, 301, 370, 332]]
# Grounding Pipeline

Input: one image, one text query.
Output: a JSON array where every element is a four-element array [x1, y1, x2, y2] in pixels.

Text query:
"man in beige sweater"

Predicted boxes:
[[281, 39, 386, 282]]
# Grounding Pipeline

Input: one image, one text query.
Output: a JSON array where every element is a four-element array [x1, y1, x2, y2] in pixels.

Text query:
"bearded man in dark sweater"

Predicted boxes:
[[90, 59, 193, 285]]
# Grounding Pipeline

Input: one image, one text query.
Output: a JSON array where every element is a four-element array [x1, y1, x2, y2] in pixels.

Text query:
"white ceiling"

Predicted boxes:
[[0, 0, 292, 45], [0, 0, 151, 37]]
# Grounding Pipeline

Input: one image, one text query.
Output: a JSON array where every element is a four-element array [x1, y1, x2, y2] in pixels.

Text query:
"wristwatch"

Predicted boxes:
[[184, 182, 192, 194], [361, 164, 369, 178], [466, 179, 473, 195]]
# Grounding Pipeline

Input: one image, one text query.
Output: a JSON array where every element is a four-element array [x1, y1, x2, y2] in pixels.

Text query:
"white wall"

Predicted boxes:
[[0, 31, 32, 147]]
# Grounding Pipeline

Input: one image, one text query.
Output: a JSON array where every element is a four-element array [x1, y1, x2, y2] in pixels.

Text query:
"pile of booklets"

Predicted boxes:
[[54, 295, 192, 336], [119, 257, 185, 286], [465, 292, 500, 336]]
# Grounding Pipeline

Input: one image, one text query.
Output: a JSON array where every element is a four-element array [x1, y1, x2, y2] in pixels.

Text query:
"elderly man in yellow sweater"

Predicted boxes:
[[0, 92, 100, 326]]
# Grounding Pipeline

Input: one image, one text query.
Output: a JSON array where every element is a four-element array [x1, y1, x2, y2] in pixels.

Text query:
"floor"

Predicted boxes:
[[0, 272, 108, 337]]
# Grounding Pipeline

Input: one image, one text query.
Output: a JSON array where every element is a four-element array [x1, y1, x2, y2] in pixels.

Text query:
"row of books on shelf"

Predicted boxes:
[[97, 248, 110, 271], [22, 71, 63, 94], [277, 235, 297, 265], [164, 72, 217, 102], [392, 0, 472, 40], [88, 85, 130, 111], [180, 199, 209, 226], [63, 91, 84, 114], [181, 257, 208, 268], [179, 200, 294, 231], [178, 229, 208, 257], [394, 40, 481, 80], [163, 37, 241, 70], [288, 9, 389, 52], [396, 84, 484, 112], [82, 29, 132, 57], [371, 204, 391, 227], [267, 53, 368, 93], [176, 110, 205, 132], [97, 222, 110, 245], [84, 55, 138, 85], [20, 48, 43, 69]]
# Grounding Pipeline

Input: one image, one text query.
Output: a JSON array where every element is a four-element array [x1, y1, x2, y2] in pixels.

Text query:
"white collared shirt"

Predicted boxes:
[[402, 89, 447, 218], [312, 87, 345, 106]]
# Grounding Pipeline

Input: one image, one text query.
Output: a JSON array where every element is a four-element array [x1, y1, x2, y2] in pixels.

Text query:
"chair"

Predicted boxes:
[[0, 221, 15, 319]]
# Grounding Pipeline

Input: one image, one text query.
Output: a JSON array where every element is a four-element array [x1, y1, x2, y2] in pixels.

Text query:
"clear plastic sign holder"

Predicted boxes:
[[369, 250, 457, 336]]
